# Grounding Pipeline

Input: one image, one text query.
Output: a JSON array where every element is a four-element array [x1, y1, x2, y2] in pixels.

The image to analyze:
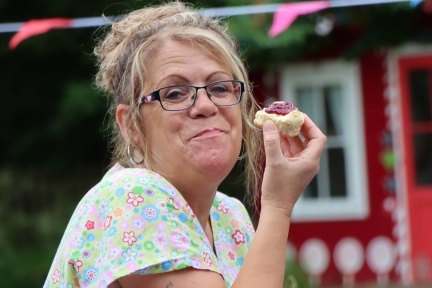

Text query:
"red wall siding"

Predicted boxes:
[[286, 52, 397, 286]]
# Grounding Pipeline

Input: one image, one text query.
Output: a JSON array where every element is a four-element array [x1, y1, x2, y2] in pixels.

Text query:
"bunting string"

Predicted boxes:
[[0, 0, 423, 49]]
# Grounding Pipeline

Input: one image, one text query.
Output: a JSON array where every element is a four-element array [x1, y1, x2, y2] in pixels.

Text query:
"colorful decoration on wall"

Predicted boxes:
[[334, 237, 364, 287], [384, 50, 412, 284], [380, 148, 396, 172], [294, 236, 398, 286], [299, 238, 330, 286], [366, 236, 397, 285]]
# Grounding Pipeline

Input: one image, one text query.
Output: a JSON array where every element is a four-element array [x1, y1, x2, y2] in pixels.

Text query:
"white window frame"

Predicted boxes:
[[281, 60, 369, 222]]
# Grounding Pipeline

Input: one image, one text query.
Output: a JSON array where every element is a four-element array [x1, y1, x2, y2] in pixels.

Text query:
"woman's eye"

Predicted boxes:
[[163, 89, 187, 101], [210, 85, 230, 94]]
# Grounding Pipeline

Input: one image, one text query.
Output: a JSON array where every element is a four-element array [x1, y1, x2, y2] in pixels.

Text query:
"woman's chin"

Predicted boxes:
[[191, 154, 236, 178]]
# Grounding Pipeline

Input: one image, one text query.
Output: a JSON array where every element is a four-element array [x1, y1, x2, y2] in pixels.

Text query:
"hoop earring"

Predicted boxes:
[[127, 144, 144, 166]]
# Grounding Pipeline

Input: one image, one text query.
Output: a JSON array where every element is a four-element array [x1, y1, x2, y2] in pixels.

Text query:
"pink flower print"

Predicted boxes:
[[122, 231, 137, 246], [203, 252, 213, 266], [216, 201, 229, 214], [52, 269, 61, 284], [228, 251, 235, 260], [127, 192, 144, 207], [104, 215, 112, 230], [231, 229, 246, 245], [68, 259, 83, 272], [191, 258, 202, 268], [109, 247, 121, 258], [170, 232, 190, 250], [145, 189, 155, 196], [85, 220, 95, 230], [82, 250, 91, 258], [133, 218, 145, 229], [153, 233, 168, 246], [126, 261, 139, 272], [156, 222, 167, 232], [120, 221, 130, 230]]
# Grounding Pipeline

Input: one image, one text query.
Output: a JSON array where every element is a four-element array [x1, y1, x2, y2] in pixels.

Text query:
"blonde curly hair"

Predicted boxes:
[[94, 1, 263, 205]]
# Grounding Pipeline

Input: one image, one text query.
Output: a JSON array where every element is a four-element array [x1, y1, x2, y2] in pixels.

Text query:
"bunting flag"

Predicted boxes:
[[8, 18, 72, 50], [268, 1, 330, 37], [2, 0, 416, 49]]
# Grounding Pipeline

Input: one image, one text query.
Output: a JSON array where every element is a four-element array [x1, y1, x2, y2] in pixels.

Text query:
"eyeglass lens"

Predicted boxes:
[[159, 80, 241, 110]]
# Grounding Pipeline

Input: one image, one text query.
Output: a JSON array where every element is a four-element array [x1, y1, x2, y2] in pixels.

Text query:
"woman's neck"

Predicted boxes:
[[182, 186, 217, 229], [154, 164, 223, 231]]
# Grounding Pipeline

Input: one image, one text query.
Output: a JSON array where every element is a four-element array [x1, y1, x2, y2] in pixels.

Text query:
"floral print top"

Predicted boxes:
[[44, 164, 255, 288]]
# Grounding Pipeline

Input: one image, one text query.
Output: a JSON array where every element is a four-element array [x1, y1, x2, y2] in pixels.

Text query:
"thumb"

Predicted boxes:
[[263, 120, 283, 161]]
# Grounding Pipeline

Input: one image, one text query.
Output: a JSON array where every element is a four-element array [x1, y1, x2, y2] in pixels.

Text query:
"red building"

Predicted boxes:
[[252, 30, 432, 288]]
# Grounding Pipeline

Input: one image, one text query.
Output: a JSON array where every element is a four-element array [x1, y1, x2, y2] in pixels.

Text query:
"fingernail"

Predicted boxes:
[[263, 120, 276, 132]]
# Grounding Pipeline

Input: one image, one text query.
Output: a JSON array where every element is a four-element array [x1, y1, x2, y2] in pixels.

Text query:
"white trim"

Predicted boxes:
[[385, 43, 432, 284], [280, 60, 369, 222]]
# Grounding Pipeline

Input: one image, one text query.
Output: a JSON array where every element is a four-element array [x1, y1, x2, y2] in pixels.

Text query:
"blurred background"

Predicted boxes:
[[1, 0, 432, 287]]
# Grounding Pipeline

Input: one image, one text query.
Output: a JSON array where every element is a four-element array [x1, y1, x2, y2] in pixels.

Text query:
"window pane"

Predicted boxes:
[[324, 85, 343, 136], [329, 148, 347, 197], [409, 70, 432, 122], [414, 133, 432, 186], [296, 86, 315, 117]]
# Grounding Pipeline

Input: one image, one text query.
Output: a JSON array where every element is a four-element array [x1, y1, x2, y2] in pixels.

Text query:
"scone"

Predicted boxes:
[[254, 101, 305, 137]]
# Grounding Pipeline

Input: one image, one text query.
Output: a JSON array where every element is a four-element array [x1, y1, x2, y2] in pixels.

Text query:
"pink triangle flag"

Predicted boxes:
[[9, 18, 72, 50], [268, 1, 330, 37]]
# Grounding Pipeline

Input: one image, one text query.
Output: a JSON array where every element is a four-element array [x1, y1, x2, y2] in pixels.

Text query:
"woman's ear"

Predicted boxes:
[[116, 104, 133, 142]]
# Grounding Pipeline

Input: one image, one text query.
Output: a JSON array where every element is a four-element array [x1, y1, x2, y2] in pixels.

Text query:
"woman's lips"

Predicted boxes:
[[194, 128, 224, 138]]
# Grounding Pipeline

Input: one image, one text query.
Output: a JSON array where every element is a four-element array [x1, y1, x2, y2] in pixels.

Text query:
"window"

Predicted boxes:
[[281, 61, 369, 221]]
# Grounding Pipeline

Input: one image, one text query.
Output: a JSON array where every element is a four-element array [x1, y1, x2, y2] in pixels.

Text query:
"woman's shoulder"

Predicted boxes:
[[213, 192, 249, 215], [214, 192, 244, 206], [45, 164, 217, 287], [101, 163, 173, 187], [89, 163, 179, 200], [212, 192, 254, 230]]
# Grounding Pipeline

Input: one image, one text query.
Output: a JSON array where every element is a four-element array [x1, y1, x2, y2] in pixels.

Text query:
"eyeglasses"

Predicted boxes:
[[138, 80, 245, 111]]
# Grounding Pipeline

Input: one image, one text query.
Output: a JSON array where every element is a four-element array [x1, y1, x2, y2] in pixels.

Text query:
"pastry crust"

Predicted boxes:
[[254, 103, 305, 137]]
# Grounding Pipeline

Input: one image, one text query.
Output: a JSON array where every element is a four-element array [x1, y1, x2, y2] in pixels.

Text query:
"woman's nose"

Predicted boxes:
[[188, 88, 218, 117]]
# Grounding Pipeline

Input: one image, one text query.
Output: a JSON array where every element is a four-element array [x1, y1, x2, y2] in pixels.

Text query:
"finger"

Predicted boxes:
[[286, 135, 305, 156], [262, 120, 284, 161], [279, 136, 292, 157]]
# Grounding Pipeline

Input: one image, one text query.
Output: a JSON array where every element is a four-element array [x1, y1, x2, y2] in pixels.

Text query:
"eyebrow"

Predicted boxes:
[[156, 71, 231, 88]]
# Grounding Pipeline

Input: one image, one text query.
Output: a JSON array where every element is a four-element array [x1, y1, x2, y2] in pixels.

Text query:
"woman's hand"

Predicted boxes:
[[260, 115, 326, 218]]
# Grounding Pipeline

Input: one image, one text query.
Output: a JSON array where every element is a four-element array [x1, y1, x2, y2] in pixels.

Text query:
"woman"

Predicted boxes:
[[44, 2, 326, 288]]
